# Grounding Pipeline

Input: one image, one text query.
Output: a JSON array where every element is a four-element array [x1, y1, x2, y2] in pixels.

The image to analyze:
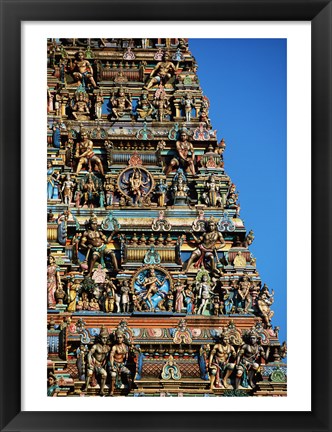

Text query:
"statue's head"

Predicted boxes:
[[115, 330, 124, 343], [99, 326, 109, 344], [89, 215, 98, 229], [75, 51, 84, 60]]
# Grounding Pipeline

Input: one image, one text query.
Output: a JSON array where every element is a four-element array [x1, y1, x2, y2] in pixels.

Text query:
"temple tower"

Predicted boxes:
[[47, 38, 286, 397]]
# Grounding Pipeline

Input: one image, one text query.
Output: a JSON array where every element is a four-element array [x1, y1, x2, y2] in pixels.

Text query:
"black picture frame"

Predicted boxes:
[[0, 1, 331, 431]]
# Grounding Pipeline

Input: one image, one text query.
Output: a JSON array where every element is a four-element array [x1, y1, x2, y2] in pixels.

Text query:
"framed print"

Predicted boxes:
[[0, 1, 331, 432]]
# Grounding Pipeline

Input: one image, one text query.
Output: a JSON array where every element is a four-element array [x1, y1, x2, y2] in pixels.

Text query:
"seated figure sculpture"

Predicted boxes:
[[84, 326, 110, 396], [209, 333, 236, 389], [109, 330, 132, 396], [69, 50, 98, 89], [75, 131, 104, 175], [144, 51, 176, 90], [166, 129, 196, 176], [235, 331, 266, 389], [80, 215, 119, 275], [186, 217, 225, 273]]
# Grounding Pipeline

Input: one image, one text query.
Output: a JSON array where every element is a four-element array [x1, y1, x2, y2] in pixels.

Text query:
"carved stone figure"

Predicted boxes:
[[257, 284, 275, 328], [67, 278, 81, 312], [109, 330, 132, 395], [47, 162, 60, 200], [136, 93, 154, 119], [69, 50, 98, 88], [196, 272, 214, 315], [186, 217, 225, 273], [47, 255, 62, 310], [72, 91, 90, 120], [144, 52, 176, 90], [181, 93, 194, 122], [166, 129, 196, 176], [84, 326, 110, 395], [235, 332, 266, 389], [111, 88, 132, 119], [75, 131, 104, 175], [201, 174, 222, 207], [209, 333, 236, 389], [237, 275, 252, 313], [174, 280, 186, 313], [121, 280, 131, 313], [80, 215, 119, 275], [94, 91, 104, 119], [61, 174, 75, 205], [155, 179, 168, 207]]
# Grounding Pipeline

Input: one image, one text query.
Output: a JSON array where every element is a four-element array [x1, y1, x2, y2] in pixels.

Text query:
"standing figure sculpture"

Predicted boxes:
[[84, 326, 110, 395], [174, 280, 186, 313], [155, 179, 168, 207], [209, 333, 236, 389], [109, 331, 132, 396], [257, 284, 274, 328], [47, 255, 62, 309], [196, 274, 214, 315], [121, 280, 131, 313], [104, 177, 115, 207], [75, 131, 104, 175], [237, 275, 252, 313], [140, 268, 162, 311], [166, 130, 196, 176], [235, 332, 266, 389], [94, 91, 104, 119], [202, 174, 222, 207], [69, 50, 98, 89], [80, 215, 119, 275], [124, 169, 150, 206], [67, 278, 81, 313], [186, 218, 225, 273], [181, 93, 194, 122], [47, 162, 60, 200], [61, 174, 75, 205], [144, 52, 176, 90]]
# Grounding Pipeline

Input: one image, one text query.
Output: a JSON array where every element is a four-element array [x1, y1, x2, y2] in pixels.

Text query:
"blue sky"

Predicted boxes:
[[189, 39, 287, 344]]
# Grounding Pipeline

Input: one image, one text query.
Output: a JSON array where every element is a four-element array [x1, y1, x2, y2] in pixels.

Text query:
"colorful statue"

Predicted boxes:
[[84, 326, 110, 395], [47, 373, 59, 396], [72, 91, 90, 120], [68, 50, 98, 88], [173, 280, 186, 313], [47, 255, 62, 310], [109, 330, 132, 396], [196, 272, 214, 315], [136, 93, 154, 119], [110, 88, 132, 119], [209, 333, 236, 389], [61, 174, 75, 205], [202, 174, 223, 207], [166, 129, 196, 176], [75, 131, 104, 175], [181, 93, 194, 122], [94, 91, 104, 119], [186, 217, 225, 273], [235, 332, 266, 389], [144, 51, 176, 90], [67, 278, 81, 313], [257, 284, 274, 328], [47, 162, 60, 200], [80, 215, 119, 275]]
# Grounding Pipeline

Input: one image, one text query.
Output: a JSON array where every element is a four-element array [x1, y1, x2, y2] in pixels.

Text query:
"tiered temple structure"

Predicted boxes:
[[47, 38, 287, 397]]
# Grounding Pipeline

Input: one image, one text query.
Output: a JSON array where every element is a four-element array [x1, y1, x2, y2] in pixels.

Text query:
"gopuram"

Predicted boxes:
[[47, 38, 287, 397]]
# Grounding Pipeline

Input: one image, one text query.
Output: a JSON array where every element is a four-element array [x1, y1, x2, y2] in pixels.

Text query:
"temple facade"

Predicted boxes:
[[47, 38, 287, 397]]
